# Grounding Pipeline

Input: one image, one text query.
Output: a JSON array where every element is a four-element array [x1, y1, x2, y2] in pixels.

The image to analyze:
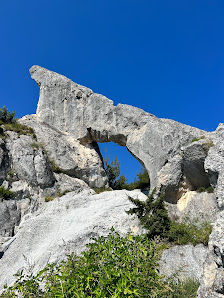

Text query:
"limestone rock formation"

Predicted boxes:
[[159, 244, 208, 281], [0, 189, 146, 290], [19, 114, 107, 188], [0, 139, 9, 185], [0, 65, 224, 295], [6, 131, 55, 188], [0, 125, 93, 243], [198, 210, 224, 297], [205, 124, 224, 209], [30, 65, 205, 190]]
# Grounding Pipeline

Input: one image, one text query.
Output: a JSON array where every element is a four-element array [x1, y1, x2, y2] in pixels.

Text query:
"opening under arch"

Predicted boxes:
[[98, 142, 150, 189]]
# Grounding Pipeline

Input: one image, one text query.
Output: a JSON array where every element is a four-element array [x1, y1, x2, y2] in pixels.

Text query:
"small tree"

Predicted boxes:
[[127, 167, 150, 190], [104, 156, 121, 189], [127, 192, 171, 239], [0, 106, 15, 124]]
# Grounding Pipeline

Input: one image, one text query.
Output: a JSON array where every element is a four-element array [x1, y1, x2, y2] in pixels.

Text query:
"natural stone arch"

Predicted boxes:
[[30, 65, 205, 190]]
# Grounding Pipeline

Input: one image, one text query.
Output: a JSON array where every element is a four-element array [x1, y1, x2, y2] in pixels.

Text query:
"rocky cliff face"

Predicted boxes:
[[0, 65, 224, 296]]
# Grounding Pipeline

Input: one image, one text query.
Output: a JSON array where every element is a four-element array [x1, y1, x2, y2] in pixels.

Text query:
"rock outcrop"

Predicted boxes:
[[30, 65, 206, 190], [159, 244, 208, 281], [0, 65, 224, 296], [0, 189, 146, 290], [198, 210, 224, 297], [0, 125, 93, 242], [19, 114, 108, 188]]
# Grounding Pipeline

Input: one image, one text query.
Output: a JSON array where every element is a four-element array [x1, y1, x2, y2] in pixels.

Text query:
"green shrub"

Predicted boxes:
[[196, 186, 214, 193], [0, 186, 15, 201], [1, 231, 173, 297], [127, 193, 212, 246], [44, 196, 54, 202], [0, 106, 15, 124], [2, 122, 36, 138], [168, 221, 212, 246], [104, 154, 149, 190], [167, 278, 200, 298], [191, 136, 205, 142], [49, 160, 65, 174], [206, 186, 214, 193], [0, 106, 37, 140], [126, 167, 150, 190], [104, 155, 121, 189], [1, 230, 201, 297], [127, 192, 171, 239], [57, 189, 71, 197]]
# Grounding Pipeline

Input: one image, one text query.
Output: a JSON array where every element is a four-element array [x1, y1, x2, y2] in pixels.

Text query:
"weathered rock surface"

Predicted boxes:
[[0, 189, 146, 290], [166, 191, 218, 223], [30, 65, 205, 189], [198, 211, 224, 297], [0, 126, 93, 242], [0, 198, 30, 237], [19, 114, 107, 188], [205, 124, 224, 209], [156, 138, 214, 203], [159, 244, 207, 281], [0, 139, 9, 185], [5, 131, 55, 188]]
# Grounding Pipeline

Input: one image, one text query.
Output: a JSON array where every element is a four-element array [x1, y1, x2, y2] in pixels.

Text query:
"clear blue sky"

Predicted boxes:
[[1, 0, 224, 181]]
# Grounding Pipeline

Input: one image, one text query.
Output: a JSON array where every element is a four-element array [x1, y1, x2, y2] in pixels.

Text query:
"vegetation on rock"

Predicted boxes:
[[0, 106, 37, 139], [127, 192, 212, 246], [0, 230, 199, 297], [0, 106, 15, 124], [44, 196, 55, 202], [104, 155, 150, 190], [196, 186, 214, 193], [0, 186, 15, 201]]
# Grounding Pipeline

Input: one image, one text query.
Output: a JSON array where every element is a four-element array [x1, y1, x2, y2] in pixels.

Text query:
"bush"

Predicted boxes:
[[1, 231, 172, 297], [0, 106, 37, 140], [1, 230, 200, 297], [49, 159, 65, 174], [92, 186, 112, 194], [127, 192, 171, 239], [2, 122, 36, 138], [168, 221, 212, 246], [0, 186, 15, 201], [31, 142, 39, 150], [196, 186, 214, 193], [0, 106, 15, 124], [126, 167, 150, 190], [104, 155, 121, 189], [104, 155, 149, 190], [127, 193, 212, 246], [191, 136, 205, 142], [167, 278, 200, 298]]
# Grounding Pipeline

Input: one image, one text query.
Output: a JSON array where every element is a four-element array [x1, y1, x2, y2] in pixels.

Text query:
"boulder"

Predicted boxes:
[[159, 244, 207, 281]]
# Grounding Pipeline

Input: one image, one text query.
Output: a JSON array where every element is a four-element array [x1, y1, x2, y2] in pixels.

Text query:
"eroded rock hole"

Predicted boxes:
[[98, 142, 150, 190]]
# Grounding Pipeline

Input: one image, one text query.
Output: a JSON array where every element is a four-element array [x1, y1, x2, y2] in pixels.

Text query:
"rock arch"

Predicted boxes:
[[30, 65, 205, 190]]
